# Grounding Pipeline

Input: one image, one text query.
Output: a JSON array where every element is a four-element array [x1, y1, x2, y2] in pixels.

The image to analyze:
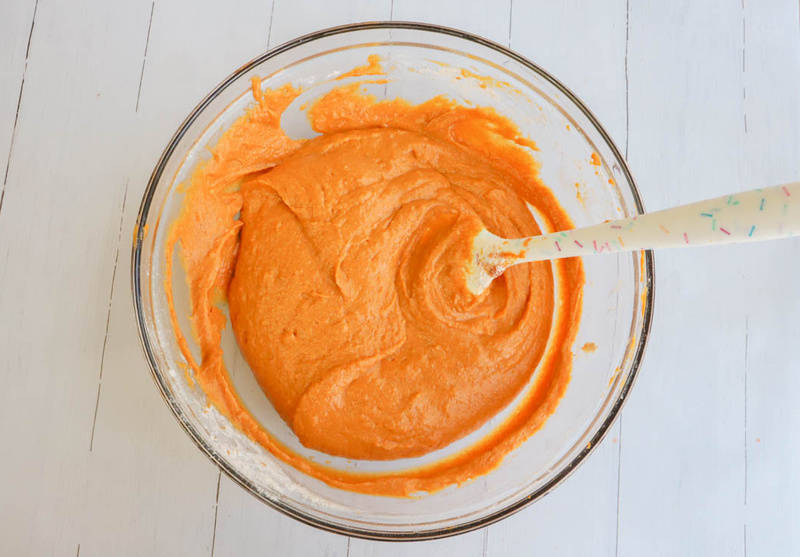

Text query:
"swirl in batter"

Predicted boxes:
[[167, 66, 583, 495]]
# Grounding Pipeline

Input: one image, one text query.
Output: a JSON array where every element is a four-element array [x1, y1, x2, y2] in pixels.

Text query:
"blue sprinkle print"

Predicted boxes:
[[748, 225, 755, 237]]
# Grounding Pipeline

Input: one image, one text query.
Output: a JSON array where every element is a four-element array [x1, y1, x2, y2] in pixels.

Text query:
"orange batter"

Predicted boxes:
[[166, 63, 583, 496]]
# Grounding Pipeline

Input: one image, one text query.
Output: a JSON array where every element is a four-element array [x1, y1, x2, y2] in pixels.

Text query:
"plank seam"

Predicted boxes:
[[135, 1, 156, 113], [742, 3, 749, 550], [267, 0, 276, 48], [623, 0, 630, 159], [0, 0, 39, 219], [744, 316, 749, 552], [89, 179, 129, 451], [744, 524, 748, 557], [614, 420, 623, 557], [742, 0, 748, 134], [209, 470, 222, 557], [616, 1, 631, 554]]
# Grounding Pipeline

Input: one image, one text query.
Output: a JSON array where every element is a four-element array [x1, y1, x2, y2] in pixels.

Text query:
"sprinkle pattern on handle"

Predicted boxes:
[[491, 181, 800, 264]]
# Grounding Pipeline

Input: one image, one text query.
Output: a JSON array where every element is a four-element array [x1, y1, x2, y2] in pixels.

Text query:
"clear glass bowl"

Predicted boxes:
[[132, 22, 654, 540]]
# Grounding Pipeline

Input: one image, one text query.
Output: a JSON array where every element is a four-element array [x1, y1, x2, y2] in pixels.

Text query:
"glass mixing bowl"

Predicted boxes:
[[132, 22, 654, 540]]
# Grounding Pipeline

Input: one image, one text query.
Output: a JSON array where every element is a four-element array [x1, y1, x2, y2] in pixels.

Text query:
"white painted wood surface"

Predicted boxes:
[[0, 0, 798, 555]]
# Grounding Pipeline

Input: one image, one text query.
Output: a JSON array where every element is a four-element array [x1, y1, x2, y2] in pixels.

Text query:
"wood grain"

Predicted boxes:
[[0, 0, 154, 554], [79, 0, 282, 555], [618, 0, 757, 555], [0, 0, 37, 212], [392, 0, 512, 44], [269, 0, 391, 46], [739, 0, 800, 554]]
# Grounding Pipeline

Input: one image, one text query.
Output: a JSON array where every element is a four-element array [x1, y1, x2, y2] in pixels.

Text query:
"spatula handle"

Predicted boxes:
[[512, 181, 800, 262]]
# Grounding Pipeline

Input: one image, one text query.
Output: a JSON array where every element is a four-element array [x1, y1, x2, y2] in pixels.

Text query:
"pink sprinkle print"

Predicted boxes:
[[593, 240, 598, 252], [555, 240, 561, 252], [683, 232, 689, 244], [610, 224, 622, 229], [719, 227, 731, 235], [574, 240, 583, 248], [782, 185, 791, 196]]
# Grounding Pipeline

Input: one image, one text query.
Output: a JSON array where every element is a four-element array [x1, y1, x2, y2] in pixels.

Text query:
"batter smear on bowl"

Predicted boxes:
[[166, 59, 584, 496]]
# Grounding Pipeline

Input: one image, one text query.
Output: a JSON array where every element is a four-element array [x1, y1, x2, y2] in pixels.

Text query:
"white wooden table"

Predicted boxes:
[[1, 0, 799, 555]]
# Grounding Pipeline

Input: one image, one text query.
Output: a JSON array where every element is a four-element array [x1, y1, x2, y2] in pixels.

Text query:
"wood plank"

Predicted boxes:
[[209, 1, 388, 555], [392, 0, 511, 45], [212, 475, 348, 557], [0, 1, 153, 554], [486, 435, 621, 556], [508, 0, 629, 149], [133, 0, 274, 122], [0, 0, 37, 204], [268, 0, 391, 47], [350, 531, 484, 557], [617, 1, 748, 555], [740, 0, 800, 554], [486, 2, 626, 555], [81, 0, 288, 556]]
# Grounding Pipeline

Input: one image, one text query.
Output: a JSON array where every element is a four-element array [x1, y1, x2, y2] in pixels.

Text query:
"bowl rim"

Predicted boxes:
[[132, 20, 655, 541]]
